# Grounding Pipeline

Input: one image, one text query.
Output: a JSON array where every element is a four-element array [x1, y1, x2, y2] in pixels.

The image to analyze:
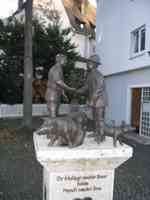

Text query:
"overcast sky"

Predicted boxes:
[[89, 0, 96, 7], [0, 0, 96, 18], [0, 0, 18, 18]]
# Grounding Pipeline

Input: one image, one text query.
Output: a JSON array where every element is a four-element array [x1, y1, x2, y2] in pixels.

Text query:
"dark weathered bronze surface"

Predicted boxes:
[[102, 121, 135, 147], [36, 54, 111, 147], [35, 112, 88, 148], [45, 54, 75, 117], [76, 55, 108, 144], [36, 54, 135, 148]]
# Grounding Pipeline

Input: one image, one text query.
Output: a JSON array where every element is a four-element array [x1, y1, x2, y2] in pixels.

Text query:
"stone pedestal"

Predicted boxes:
[[33, 133, 133, 200]]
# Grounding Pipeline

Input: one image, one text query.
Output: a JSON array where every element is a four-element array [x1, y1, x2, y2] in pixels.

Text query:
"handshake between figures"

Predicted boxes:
[[63, 87, 83, 103], [68, 87, 83, 95]]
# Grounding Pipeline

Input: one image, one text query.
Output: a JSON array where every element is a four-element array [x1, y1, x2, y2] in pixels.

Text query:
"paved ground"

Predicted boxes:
[[114, 141, 150, 200], [0, 118, 150, 200], [0, 118, 43, 200]]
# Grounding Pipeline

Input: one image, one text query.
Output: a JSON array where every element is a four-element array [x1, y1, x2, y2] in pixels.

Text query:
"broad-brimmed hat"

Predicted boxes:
[[88, 54, 101, 65]]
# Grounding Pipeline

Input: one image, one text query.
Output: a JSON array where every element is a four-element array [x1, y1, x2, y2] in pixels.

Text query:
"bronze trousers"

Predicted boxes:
[[93, 106, 105, 144]]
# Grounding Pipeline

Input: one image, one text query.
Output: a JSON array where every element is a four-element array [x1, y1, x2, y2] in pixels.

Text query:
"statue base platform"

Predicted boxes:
[[33, 132, 133, 200]]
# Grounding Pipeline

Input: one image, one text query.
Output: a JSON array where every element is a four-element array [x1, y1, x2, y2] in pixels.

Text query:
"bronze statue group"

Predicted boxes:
[[36, 53, 134, 147]]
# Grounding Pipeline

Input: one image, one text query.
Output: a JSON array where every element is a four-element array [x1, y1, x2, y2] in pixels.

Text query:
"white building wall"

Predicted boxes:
[[51, 0, 71, 28], [72, 33, 88, 58], [34, 0, 71, 28], [96, 0, 150, 76], [89, 38, 96, 57], [72, 33, 95, 58], [34, 0, 96, 58], [105, 67, 150, 125]]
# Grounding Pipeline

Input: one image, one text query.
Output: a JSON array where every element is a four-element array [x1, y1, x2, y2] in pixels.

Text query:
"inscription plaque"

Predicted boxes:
[[49, 171, 114, 200]]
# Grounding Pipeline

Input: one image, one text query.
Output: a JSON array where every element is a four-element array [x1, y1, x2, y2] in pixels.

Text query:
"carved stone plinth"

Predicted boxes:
[[33, 132, 133, 200]]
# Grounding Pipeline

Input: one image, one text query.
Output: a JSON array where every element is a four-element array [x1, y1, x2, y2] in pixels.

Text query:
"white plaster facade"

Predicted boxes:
[[105, 68, 150, 124], [96, 0, 150, 76], [34, 0, 96, 58], [96, 0, 150, 134]]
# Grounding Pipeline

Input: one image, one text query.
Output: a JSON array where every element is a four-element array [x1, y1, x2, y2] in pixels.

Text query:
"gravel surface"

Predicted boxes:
[[0, 118, 150, 200]]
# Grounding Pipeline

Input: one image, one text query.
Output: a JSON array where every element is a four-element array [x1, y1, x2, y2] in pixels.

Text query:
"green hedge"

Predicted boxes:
[[0, 18, 86, 104]]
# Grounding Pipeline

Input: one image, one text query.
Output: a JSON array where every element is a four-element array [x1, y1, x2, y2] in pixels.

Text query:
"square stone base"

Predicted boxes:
[[43, 169, 114, 200], [33, 132, 133, 200]]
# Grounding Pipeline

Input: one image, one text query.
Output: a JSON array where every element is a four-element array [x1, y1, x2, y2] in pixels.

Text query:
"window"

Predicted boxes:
[[140, 28, 146, 51], [131, 25, 146, 56]]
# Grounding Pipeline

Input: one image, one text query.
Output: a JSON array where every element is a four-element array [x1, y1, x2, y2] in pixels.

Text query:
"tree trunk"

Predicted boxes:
[[23, 0, 33, 127]]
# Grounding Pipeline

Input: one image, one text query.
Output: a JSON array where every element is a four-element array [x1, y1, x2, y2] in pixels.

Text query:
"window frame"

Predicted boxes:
[[130, 25, 146, 58]]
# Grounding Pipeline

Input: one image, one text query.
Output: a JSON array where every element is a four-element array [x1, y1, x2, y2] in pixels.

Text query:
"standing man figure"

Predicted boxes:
[[45, 54, 75, 117], [77, 55, 108, 144]]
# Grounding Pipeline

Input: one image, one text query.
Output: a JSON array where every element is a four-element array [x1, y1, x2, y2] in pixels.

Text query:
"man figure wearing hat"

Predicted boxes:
[[77, 54, 108, 144], [45, 53, 75, 117]]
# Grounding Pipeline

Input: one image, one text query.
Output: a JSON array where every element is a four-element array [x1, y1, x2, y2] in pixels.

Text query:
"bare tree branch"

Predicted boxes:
[[8, 0, 26, 20]]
